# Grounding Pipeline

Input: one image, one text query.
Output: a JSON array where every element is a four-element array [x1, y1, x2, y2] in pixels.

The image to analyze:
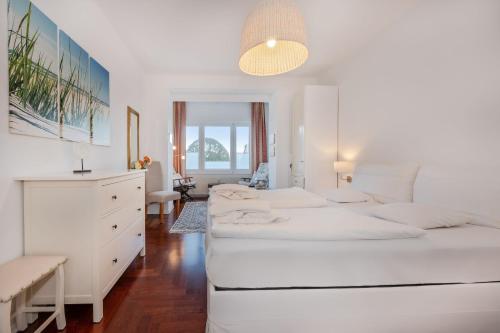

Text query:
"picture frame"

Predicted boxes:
[[127, 107, 140, 169]]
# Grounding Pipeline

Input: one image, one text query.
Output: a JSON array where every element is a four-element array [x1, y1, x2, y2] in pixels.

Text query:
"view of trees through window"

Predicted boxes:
[[186, 125, 249, 171], [204, 126, 231, 169]]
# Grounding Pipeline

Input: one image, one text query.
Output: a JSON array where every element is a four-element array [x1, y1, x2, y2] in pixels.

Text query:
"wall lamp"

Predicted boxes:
[[334, 161, 354, 183]]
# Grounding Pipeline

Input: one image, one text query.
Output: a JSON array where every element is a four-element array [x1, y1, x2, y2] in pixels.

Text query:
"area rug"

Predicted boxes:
[[169, 201, 208, 234]]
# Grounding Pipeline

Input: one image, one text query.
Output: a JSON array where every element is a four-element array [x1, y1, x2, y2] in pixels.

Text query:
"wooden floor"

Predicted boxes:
[[27, 201, 207, 333]]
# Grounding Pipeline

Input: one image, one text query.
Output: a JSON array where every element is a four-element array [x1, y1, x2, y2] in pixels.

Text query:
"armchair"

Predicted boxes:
[[239, 163, 269, 189]]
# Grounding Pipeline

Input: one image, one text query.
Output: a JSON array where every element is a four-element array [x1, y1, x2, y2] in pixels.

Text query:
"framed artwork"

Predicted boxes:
[[8, 0, 59, 139], [59, 30, 90, 142], [90, 58, 110, 146], [7, 0, 111, 145]]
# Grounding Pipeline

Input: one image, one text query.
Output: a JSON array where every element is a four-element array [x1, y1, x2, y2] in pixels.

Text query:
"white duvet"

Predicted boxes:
[[211, 207, 425, 241]]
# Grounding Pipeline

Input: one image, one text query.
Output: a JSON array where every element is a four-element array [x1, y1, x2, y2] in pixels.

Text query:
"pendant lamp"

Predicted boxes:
[[239, 0, 308, 76]]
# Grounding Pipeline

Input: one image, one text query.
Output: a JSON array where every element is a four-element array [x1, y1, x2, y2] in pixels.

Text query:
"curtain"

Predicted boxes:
[[173, 101, 186, 176], [251, 102, 268, 172]]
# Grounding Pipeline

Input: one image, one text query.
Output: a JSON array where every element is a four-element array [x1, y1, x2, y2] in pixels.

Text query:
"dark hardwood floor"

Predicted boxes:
[[27, 200, 207, 333]]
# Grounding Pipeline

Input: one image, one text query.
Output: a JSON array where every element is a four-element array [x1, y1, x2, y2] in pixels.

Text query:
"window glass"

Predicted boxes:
[[204, 126, 231, 169], [186, 126, 199, 170], [236, 126, 250, 170]]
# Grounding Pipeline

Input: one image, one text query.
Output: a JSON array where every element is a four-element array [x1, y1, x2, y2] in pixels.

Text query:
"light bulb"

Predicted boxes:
[[266, 39, 277, 48], [181, 155, 185, 160], [173, 145, 177, 150]]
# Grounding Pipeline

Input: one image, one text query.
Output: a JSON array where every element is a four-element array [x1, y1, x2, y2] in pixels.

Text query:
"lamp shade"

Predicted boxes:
[[334, 161, 354, 173], [239, 0, 308, 76], [73, 142, 90, 159]]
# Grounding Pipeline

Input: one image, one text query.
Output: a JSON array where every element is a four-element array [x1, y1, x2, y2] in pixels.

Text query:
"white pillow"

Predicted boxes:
[[368, 203, 471, 229], [352, 163, 420, 203], [324, 188, 371, 203]]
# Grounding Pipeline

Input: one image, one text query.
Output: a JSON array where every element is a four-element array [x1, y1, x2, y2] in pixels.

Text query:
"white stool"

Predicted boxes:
[[0, 256, 67, 333]]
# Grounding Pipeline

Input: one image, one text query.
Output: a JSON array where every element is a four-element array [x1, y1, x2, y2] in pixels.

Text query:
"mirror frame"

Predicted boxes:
[[127, 106, 140, 169]]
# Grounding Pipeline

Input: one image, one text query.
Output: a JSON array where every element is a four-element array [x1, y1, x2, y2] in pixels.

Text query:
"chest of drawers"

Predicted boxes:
[[20, 170, 146, 323]]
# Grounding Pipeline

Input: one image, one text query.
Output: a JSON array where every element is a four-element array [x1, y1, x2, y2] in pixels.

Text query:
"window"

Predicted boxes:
[[186, 124, 250, 173], [236, 126, 250, 170], [205, 126, 231, 169], [186, 126, 199, 170]]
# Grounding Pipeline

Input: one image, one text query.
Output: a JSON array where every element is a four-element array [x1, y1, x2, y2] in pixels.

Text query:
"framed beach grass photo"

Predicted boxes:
[[7, 0, 111, 145], [89, 57, 111, 146], [8, 0, 59, 139], [59, 30, 90, 143]]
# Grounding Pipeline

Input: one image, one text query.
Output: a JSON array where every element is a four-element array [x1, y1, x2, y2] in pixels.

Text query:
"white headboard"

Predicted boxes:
[[352, 163, 420, 203], [413, 166, 500, 220]]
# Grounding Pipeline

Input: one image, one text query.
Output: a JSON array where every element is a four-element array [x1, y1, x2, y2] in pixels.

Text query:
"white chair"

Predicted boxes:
[[0, 256, 67, 333], [146, 161, 181, 221]]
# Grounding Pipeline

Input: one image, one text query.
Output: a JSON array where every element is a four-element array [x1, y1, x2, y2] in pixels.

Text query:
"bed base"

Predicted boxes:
[[206, 281, 500, 333]]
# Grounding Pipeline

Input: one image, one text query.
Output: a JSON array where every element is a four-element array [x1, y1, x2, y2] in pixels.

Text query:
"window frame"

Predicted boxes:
[[186, 121, 251, 175], [185, 125, 200, 171]]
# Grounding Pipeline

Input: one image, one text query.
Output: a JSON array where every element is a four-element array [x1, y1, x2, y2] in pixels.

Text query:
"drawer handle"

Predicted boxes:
[[112, 195, 118, 200], [112, 258, 118, 264], [112, 224, 118, 230], [137, 208, 142, 211], [137, 186, 142, 190], [137, 233, 142, 237]]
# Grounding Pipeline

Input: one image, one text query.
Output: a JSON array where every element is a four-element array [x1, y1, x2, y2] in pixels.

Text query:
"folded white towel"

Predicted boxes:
[[212, 184, 254, 192], [215, 190, 259, 200], [210, 200, 271, 217], [215, 211, 287, 224]]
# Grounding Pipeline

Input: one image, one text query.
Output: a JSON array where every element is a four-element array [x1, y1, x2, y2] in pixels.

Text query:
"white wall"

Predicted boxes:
[[141, 73, 317, 200], [0, 0, 145, 264], [319, 0, 500, 169], [187, 102, 251, 124]]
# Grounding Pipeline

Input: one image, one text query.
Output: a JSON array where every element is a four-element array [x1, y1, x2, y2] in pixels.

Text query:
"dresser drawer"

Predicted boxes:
[[100, 176, 145, 215], [100, 218, 144, 294], [99, 204, 144, 246], [131, 218, 145, 255], [100, 232, 127, 294]]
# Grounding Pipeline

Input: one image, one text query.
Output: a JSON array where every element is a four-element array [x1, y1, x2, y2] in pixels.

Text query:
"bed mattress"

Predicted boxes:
[[206, 218, 500, 289]]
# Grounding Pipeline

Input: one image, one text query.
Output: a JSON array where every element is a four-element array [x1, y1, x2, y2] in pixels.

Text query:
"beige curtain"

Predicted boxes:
[[251, 102, 268, 172], [173, 101, 186, 176]]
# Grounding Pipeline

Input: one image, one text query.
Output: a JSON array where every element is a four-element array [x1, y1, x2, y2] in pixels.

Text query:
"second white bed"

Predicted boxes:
[[206, 217, 500, 289]]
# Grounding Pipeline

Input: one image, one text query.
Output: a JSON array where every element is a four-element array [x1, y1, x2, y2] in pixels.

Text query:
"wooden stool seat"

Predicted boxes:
[[0, 256, 67, 333]]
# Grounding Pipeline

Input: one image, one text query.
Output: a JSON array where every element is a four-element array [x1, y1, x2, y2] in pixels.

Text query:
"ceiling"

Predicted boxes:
[[94, 0, 420, 77]]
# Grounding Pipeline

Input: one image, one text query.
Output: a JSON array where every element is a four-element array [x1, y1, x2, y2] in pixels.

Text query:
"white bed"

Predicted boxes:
[[205, 164, 500, 333], [207, 220, 500, 290]]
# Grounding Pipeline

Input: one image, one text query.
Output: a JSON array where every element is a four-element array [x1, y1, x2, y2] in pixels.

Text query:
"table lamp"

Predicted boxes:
[[334, 161, 354, 183], [73, 143, 92, 174]]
